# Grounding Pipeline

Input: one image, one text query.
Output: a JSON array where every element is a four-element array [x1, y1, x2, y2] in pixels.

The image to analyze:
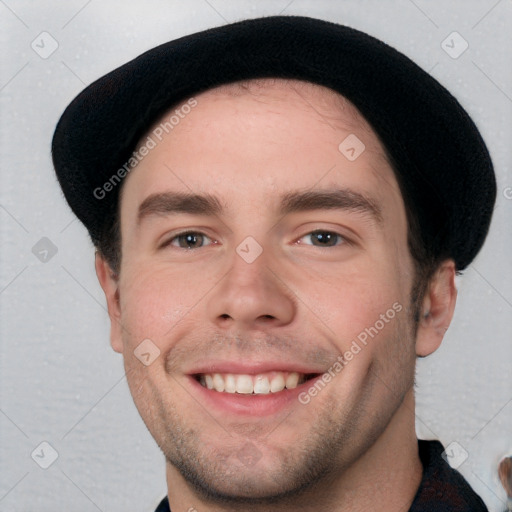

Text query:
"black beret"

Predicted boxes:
[[51, 15, 496, 271]]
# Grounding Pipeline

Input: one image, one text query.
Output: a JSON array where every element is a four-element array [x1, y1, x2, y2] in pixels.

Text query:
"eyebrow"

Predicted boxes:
[[137, 188, 383, 225], [138, 191, 223, 222], [279, 188, 382, 224]]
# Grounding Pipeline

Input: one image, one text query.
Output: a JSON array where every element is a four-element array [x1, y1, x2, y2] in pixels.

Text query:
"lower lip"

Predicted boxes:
[[187, 375, 321, 416]]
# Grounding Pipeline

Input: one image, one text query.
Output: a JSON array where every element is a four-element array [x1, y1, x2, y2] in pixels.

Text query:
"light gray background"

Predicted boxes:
[[1, 1, 511, 511]]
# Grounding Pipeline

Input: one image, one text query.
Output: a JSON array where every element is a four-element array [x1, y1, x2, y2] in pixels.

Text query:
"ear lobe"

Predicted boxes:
[[95, 252, 123, 353], [415, 260, 458, 357]]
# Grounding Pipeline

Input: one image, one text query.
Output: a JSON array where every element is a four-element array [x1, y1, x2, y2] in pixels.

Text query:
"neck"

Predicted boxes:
[[165, 389, 423, 512]]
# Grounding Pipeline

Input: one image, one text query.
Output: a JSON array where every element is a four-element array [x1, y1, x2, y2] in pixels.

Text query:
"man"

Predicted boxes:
[[51, 16, 495, 511]]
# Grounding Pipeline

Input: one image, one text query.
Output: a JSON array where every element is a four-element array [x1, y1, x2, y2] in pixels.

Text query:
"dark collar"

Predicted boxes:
[[409, 439, 488, 511]]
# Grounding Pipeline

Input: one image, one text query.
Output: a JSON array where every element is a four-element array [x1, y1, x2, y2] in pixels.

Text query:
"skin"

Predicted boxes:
[[96, 79, 457, 511]]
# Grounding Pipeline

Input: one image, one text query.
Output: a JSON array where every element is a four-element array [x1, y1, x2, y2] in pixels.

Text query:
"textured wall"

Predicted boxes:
[[1, 1, 511, 511]]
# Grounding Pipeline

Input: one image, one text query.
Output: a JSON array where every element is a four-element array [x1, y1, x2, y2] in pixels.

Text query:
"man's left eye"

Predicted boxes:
[[297, 230, 346, 247], [166, 231, 214, 249]]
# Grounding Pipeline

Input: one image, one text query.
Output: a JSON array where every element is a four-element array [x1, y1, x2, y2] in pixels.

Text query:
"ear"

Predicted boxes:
[[415, 260, 457, 357], [95, 252, 123, 353]]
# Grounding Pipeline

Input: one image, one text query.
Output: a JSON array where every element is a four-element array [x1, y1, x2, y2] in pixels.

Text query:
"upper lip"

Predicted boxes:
[[187, 360, 325, 376]]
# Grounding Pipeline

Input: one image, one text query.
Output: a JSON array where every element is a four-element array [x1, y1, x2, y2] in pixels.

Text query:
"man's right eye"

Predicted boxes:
[[161, 231, 215, 250]]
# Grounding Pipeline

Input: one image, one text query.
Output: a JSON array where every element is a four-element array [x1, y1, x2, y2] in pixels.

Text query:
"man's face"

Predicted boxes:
[[111, 79, 419, 501]]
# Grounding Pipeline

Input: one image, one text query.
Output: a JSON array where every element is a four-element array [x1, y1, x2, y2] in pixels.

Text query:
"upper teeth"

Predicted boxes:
[[200, 371, 303, 394]]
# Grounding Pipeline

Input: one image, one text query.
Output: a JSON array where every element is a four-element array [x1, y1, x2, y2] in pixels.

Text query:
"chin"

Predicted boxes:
[[165, 441, 324, 504]]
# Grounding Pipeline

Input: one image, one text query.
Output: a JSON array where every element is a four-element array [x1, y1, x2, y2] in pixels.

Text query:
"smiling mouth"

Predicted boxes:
[[195, 371, 319, 395]]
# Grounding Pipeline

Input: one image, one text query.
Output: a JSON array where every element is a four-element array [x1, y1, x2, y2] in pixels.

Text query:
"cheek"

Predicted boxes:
[[118, 264, 194, 346], [305, 263, 407, 345]]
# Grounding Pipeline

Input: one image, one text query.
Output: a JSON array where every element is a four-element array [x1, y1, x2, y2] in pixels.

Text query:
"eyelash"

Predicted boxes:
[[161, 229, 349, 250]]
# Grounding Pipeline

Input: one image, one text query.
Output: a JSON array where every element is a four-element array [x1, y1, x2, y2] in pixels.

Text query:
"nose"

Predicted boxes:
[[207, 244, 296, 331]]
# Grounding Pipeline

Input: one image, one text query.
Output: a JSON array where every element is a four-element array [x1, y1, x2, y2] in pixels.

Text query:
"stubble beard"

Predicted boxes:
[[137, 314, 417, 508]]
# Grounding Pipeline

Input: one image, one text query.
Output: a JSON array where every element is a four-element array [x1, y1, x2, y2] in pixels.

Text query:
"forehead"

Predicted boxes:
[[120, 78, 403, 223], [200, 78, 366, 128], [149, 78, 382, 154]]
